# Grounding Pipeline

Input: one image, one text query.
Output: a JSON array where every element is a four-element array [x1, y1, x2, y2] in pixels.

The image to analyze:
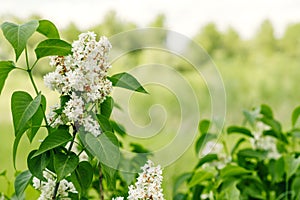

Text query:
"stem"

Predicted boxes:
[[52, 182, 60, 200], [285, 176, 289, 200], [99, 164, 104, 200], [52, 124, 77, 199]]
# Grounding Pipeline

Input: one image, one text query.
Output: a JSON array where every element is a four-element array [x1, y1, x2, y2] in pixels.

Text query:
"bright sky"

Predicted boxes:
[[1, 0, 300, 39]]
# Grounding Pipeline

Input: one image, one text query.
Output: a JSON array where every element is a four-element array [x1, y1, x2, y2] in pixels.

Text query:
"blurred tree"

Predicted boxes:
[[220, 27, 241, 58], [280, 23, 300, 57], [148, 14, 166, 28], [193, 23, 222, 56], [254, 19, 277, 56]]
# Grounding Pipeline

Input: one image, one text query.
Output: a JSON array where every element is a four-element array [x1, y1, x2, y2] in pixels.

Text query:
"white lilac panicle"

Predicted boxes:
[[32, 170, 77, 200], [127, 160, 165, 200], [44, 32, 112, 136]]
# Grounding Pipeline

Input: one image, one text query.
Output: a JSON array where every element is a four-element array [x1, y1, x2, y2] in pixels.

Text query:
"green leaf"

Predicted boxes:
[[237, 148, 268, 161], [14, 170, 32, 199], [260, 104, 273, 119], [35, 39, 72, 60], [73, 161, 93, 190], [292, 106, 300, 128], [97, 114, 113, 132], [33, 126, 72, 157], [220, 164, 251, 178], [0, 61, 15, 94], [219, 180, 240, 200], [12, 92, 41, 168], [110, 120, 126, 137], [243, 107, 260, 128], [188, 168, 216, 188], [1, 20, 39, 61], [130, 143, 151, 153], [284, 154, 300, 180], [198, 119, 210, 134], [230, 138, 246, 156], [268, 157, 284, 183], [173, 172, 192, 194], [37, 20, 60, 39], [83, 132, 120, 169], [195, 133, 217, 154], [26, 95, 46, 142], [292, 176, 300, 199], [195, 154, 218, 169], [101, 163, 116, 189], [54, 151, 79, 181], [108, 72, 148, 94], [11, 92, 41, 136], [174, 193, 188, 200], [259, 117, 282, 134], [27, 150, 49, 181], [227, 126, 253, 137], [100, 96, 114, 118]]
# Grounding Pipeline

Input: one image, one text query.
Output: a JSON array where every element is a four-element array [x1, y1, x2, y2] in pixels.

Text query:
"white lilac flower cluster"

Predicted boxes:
[[113, 160, 165, 200], [44, 32, 112, 137], [251, 122, 280, 159], [32, 170, 77, 200]]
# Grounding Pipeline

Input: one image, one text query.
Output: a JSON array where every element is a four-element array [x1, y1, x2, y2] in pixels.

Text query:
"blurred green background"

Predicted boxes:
[[0, 12, 300, 198]]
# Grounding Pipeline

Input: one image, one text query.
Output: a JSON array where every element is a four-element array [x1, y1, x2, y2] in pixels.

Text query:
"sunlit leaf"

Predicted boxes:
[[1, 20, 39, 61], [108, 72, 148, 94], [37, 19, 60, 39], [35, 39, 71, 59], [0, 61, 15, 94], [14, 170, 32, 199]]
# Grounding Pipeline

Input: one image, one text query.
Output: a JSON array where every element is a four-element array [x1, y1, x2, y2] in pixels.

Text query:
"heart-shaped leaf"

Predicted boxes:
[[0, 61, 15, 94], [54, 151, 79, 181], [37, 19, 60, 39], [1, 20, 39, 61]]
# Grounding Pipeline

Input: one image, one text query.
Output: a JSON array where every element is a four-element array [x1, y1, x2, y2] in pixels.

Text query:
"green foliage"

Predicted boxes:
[[0, 19, 147, 199], [174, 105, 300, 199]]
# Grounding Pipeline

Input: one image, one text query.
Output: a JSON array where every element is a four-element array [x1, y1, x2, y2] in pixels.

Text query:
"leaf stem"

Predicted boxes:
[[99, 164, 104, 200]]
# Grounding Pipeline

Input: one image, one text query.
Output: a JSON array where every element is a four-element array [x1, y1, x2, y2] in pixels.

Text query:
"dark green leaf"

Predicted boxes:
[[292, 106, 300, 128], [188, 168, 216, 188], [96, 114, 113, 132], [130, 143, 150, 153], [12, 92, 41, 168], [237, 148, 268, 161], [82, 132, 120, 169], [35, 39, 71, 60], [26, 95, 46, 142], [33, 126, 72, 157], [220, 164, 251, 178], [110, 120, 126, 137], [173, 172, 192, 194], [227, 126, 253, 137], [14, 170, 32, 199], [195, 154, 218, 169], [108, 72, 148, 94], [230, 138, 246, 156], [27, 150, 49, 181], [1, 20, 39, 61], [73, 161, 93, 190], [54, 151, 79, 181], [260, 104, 273, 119], [292, 176, 300, 199], [100, 96, 114, 118], [174, 193, 188, 200], [198, 119, 210, 134], [37, 20, 60, 39], [101, 163, 116, 189], [195, 133, 217, 154], [0, 61, 15, 94]]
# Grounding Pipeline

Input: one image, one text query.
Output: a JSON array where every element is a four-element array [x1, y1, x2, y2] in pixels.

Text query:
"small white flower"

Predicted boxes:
[[112, 197, 124, 200]]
